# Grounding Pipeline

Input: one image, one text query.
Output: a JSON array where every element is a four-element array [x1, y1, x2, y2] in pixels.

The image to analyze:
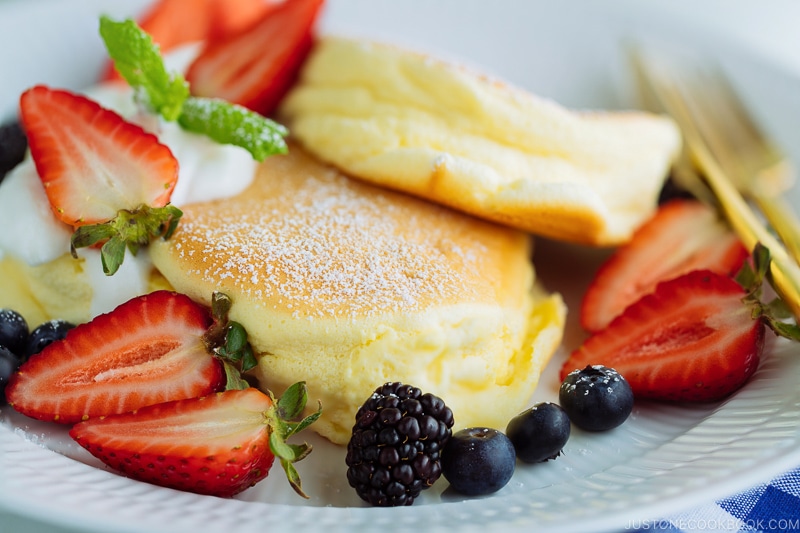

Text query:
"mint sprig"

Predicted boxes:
[[99, 16, 288, 161], [179, 97, 289, 161], [99, 16, 189, 121]]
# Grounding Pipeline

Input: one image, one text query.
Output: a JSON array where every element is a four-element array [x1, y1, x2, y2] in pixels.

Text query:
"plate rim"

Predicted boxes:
[[2, 1, 800, 532]]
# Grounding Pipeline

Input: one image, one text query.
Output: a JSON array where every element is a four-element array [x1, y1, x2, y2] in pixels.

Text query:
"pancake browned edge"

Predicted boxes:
[[149, 144, 566, 445]]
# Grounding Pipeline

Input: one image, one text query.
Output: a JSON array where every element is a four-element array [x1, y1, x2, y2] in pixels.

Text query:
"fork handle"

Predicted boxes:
[[754, 193, 800, 266], [695, 145, 800, 321]]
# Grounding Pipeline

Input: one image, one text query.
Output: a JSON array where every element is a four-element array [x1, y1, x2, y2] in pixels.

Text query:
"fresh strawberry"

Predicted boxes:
[[133, 0, 212, 52], [100, 0, 277, 82], [6, 291, 224, 423], [100, 0, 208, 82], [70, 384, 321, 498], [207, 0, 279, 43], [20, 85, 178, 227], [563, 270, 766, 402], [186, 0, 326, 116], [581, 200, 748, 332], [20, 85, 181, 274]]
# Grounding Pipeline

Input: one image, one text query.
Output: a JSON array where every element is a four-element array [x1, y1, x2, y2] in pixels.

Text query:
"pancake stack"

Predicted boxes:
[[150, 145, 566, 444]]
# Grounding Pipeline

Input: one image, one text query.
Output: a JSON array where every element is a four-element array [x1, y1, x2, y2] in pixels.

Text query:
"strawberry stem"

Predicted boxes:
[[71, 204, 182, 275], [266, 382, 322, 499], [203, 292, 261, 388], [737, 243, 800, 341]]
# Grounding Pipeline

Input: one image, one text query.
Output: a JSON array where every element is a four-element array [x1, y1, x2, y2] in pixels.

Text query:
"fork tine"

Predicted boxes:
[[631, 48, 800, 320], [682, 66, 792, 194], [630, 52, 716, 205], [633, 48, 800, 266], [679, 67, 800, 264]]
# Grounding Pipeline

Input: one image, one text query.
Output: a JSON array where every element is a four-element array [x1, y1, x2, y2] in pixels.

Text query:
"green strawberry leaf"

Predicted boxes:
[[277, 381, 308, 420], [240, 344, 258, 372], [70, 223, 116, 251], [738, 243, 800, 342], [261, 382, 320, 499], [99, 236, 127, 276], [287, 407, 322, 436], [178, 97, 288, 161], [280, 459, 306, 499], [203, 292, 232, 349], [203, 292, 261, 385], [222, 360, 251, 391], [765, 297, 795, 320], [225, 322, 249, 354], [70, 204, 183, 275], [763, 316, 800, 341], [212, 291, 233, 318]]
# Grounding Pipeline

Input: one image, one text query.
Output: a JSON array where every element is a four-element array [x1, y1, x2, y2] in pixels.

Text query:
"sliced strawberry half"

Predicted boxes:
[[19, 85, 178, 227], [70, 385, 320, 498], [133, 0, 212, 52], [207, 0, 279, 43], [100, 0, 277, 82], [581, 199, 748, 332], [71, 388, 275, 497], [562, 270, 765, 402], [185, 0, 326, 116], [100, 0, 210, 82], [6, 291, 224, 423]]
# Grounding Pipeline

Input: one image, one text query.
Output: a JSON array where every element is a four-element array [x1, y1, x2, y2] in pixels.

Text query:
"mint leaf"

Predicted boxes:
[[99, 16, 189, 120], [178, 97, 288, 161]]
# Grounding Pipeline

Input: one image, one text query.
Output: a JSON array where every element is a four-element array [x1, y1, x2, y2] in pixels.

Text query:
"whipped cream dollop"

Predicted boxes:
[[0, 46, 259, 316]]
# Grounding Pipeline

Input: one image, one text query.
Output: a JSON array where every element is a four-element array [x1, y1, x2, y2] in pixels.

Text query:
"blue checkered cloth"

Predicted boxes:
[[629, 465, 800, 532]]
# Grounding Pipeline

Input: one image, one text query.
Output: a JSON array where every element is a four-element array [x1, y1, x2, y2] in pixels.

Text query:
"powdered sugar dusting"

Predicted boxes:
[[171, 159, 492, 318]]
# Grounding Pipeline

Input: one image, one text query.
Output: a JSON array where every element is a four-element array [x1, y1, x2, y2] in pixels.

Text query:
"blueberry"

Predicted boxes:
[[0, 120, 27, 183], [0, 308, 29, 358], [506, 402, 571, 463], [441, 427, 516, 496], [559, 365, 634, 431], [27, 320, 75, 358], [0, 345, 21, 403]]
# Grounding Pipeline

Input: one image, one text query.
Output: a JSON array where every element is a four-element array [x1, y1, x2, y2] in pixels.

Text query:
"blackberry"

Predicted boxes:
[[346, 382, 454, 506]]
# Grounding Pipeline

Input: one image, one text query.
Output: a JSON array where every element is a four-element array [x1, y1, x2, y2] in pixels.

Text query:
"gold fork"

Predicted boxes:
[[631, 49, 800, 321]]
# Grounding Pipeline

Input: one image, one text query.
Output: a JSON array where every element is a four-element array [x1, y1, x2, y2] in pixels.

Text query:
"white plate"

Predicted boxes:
[[2, 1, 800, 532]]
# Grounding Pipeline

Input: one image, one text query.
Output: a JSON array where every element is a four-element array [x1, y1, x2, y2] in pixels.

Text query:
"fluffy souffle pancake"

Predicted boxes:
[[149, 144, 566, 445], [279, 37, 682, 246]]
